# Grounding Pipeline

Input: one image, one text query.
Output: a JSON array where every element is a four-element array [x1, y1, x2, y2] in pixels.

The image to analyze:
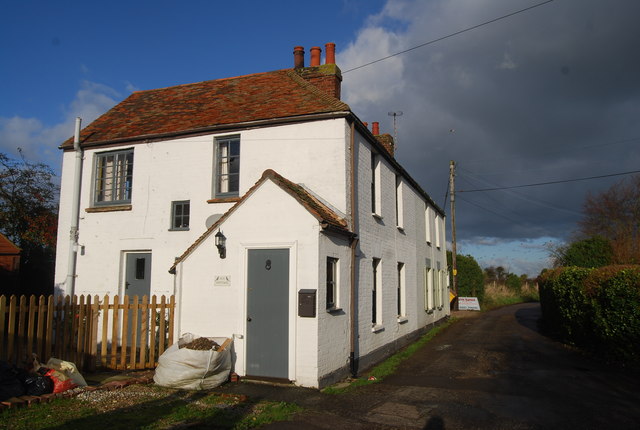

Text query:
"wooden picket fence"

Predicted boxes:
[[0, 294, 175, 372]]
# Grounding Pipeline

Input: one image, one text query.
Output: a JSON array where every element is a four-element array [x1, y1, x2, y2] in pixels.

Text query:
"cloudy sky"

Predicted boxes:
[[2, 0, 639, 276]]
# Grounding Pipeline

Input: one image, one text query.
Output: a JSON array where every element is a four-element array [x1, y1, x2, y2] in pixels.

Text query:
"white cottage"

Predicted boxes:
[[55, 44, 449, 388]]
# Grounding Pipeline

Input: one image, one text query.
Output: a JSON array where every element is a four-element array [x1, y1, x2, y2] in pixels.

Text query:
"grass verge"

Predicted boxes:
[[481, 282, 539, 310], [322, 318, 456, 394]]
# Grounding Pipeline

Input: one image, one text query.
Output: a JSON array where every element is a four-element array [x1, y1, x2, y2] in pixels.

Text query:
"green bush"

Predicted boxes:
[[505, 273, 523, 294], [538, 265, 640, 363], [554, 236, 613, 268], [538, 267, 592, 345], [447, 252, 484, 303]]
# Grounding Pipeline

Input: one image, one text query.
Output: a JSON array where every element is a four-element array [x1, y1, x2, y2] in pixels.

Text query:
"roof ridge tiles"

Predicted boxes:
[[131, 68, 293, 94]]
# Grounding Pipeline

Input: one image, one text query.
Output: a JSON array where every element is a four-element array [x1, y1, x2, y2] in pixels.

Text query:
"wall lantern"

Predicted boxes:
[[215, 229, 226, 259]]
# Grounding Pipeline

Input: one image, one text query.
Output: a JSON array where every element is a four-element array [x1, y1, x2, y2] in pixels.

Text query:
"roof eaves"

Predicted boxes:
[[61, 111, 353, 151]]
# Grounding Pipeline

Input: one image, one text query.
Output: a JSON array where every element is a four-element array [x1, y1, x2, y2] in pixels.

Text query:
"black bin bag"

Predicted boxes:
[[0, 361, 26, 401]]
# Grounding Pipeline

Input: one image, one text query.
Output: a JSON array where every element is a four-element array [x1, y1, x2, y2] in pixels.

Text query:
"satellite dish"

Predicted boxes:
[[205, 214, 223, 229]]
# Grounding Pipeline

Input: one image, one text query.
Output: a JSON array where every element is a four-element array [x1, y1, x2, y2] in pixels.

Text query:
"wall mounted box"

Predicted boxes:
[[298, 289, 316, 317]]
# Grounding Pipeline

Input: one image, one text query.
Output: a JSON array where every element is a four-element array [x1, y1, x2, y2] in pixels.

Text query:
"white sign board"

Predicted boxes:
[[458, 297, 481, 311], [214, 275, 231, 287]]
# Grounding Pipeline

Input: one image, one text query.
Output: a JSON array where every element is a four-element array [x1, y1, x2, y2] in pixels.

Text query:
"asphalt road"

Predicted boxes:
[[223, 303, 640, 429]]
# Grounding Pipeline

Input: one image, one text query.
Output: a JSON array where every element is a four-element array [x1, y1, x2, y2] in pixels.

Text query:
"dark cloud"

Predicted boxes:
[[340, 0, 640, 256]]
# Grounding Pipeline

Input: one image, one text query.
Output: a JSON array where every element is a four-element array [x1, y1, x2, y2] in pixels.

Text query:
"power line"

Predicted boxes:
[[343, 0, 555, 74], [458, 170, 640, 193], [457, 194, 521, 225], [459, 167, 583, 216]]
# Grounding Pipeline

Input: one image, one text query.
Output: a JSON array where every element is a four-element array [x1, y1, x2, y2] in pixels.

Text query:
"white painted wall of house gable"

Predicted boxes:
[[175, 179, 327, 387], [238, 118, 349, 214], [54, 136, 220, 298], [55, 118, 350, 300]]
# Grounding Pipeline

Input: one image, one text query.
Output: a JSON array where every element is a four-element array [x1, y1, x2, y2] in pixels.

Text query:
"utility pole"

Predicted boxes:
[[449, 160, 458, 310]]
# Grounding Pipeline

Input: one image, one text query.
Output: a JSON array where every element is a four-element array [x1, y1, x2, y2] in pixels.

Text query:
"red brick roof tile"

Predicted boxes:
[[62, 69, 350, 149]]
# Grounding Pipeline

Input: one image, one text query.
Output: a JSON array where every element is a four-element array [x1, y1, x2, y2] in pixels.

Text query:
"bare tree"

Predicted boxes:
[[0, 150, 58, 294], [579, 175, 640, 264]]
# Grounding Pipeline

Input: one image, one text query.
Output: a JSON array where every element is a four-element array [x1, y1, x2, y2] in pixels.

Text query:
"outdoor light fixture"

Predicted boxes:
[[215, 229, 226, 259]]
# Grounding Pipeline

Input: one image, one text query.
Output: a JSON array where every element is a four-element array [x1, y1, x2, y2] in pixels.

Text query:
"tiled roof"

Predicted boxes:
[[62, 69, 350, 148], [169, 169, 352, 273], [0, 233, 20, 254]]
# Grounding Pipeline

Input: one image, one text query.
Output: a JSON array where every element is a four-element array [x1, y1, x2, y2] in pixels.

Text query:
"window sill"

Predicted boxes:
[[372, 213, 383, 220], [208, 197, 240, 204], [371, 324, 385, 333], [397, 316, 409, 324], [85, 205, 132, 213], [426, 241, 432, 246], [169, 228, 190, 232], [326, 306, 343, 314], [397, 226, 405, 233], [426, 309, 434, 315]]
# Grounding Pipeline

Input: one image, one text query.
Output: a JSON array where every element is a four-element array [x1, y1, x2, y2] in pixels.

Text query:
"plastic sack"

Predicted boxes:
[[45, 369, 78, 394], [0, 361, 26, 401], [153, 333, 232, 390], [24, 373, 53, 396], [46, 358, 87, 387]]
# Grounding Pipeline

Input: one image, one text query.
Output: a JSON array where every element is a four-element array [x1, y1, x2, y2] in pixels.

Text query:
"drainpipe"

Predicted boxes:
[[349, 120, 359, 377], [66, 117, 83, 297]]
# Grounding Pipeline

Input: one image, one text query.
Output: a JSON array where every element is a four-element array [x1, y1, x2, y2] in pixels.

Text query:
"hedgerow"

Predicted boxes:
[[538, 265, 640, 364]]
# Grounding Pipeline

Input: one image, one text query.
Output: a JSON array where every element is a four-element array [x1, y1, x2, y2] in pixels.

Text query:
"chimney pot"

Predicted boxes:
[[325, 43, 336, 64], [310, 46, 321, 67], [372, 122, 380, 135], [294, 46, 305, 69]]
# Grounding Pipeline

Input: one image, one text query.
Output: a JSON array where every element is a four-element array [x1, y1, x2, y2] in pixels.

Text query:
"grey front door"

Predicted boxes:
[[246, 248, 289, 379], [125, 252, 152, 299], [124, 252, 152, 347]]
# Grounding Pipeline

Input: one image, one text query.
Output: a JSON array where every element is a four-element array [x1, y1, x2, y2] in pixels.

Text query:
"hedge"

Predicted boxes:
[[538, 265, 640, 363]]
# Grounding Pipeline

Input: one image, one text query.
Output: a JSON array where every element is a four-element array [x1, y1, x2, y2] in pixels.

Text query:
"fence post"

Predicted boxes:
[[120, 295, 129, 370], [17, 296, 27, 364], [88, 295, 99, 371], [100, 295, 109, 368], [36, 295, 46, 361], [0, 295, 5, 362], [45, 296, 54, 362], [129, 295, 139, 370], [149, 295, 157, 367]]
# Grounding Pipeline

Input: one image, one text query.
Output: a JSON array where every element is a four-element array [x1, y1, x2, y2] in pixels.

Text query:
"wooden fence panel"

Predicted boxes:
[[0, 294, 175, 372]]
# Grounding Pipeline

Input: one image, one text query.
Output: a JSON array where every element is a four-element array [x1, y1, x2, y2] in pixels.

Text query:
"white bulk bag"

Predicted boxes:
[[153, 333, 232, 390]]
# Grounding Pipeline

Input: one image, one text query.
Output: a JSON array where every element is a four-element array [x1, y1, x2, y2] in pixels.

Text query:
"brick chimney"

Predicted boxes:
[[293, 46, 305, 69], [293, 43, 342, 100], [371, 121, 395, 157], [310, 46, 321, 66]]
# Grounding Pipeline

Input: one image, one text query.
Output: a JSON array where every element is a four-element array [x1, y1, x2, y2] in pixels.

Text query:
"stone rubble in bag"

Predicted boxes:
[[179, 337, 220, 351]]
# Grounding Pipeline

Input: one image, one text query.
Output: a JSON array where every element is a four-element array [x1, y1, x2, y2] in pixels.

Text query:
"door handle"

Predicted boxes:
[[247, 317, 252, 322]]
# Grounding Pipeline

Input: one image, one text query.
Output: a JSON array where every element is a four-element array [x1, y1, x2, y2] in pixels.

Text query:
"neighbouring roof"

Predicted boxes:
[[0, 233, 20, 255], [61, 69, 350, 149], [169, 169, 352, 273]]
